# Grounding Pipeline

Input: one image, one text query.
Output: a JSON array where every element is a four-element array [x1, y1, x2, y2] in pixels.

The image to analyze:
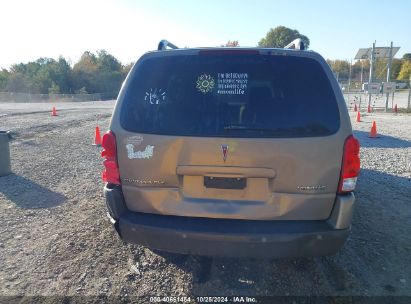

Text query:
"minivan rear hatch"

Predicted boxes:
[[113, 50, 347, 220]]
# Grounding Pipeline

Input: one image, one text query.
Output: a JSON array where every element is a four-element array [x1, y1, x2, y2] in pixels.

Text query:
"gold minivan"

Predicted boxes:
[[101, 40, 360, 258]]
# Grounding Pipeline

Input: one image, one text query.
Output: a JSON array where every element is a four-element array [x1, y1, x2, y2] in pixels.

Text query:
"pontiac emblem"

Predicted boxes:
[[221, 144, 228, 162]]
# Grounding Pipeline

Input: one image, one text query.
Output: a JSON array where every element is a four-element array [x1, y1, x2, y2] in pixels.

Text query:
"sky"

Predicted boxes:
[[1, 0, 410, 69]]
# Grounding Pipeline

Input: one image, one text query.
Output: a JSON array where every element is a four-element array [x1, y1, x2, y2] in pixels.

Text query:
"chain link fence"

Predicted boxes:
[[343, 89, 410, 111]]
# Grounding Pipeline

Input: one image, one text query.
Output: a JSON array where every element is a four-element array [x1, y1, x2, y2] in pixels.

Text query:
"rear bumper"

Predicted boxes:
[[104, 185, 354, 258]]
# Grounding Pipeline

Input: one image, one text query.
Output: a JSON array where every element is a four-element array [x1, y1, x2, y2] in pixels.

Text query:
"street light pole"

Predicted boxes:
[[360, 60, 364, 109], [385, 41, 393, 112], [368, 41, 376, 108], [360, 60, 364, 88]]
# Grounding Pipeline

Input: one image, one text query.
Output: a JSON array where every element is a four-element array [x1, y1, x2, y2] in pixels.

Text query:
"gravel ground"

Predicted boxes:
[[0, 102, 410, 302]]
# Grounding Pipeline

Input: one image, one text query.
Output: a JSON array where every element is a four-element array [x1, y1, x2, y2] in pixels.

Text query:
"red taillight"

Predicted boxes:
[[101, 131, 120, 185], [338, 135, 360, 193]]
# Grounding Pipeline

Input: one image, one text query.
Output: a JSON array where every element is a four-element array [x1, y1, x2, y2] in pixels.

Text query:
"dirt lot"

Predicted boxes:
[[0, 101, 410, 302]]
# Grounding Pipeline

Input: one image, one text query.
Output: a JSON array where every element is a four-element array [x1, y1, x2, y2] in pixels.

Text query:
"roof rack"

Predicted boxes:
[[158, 40, 178, 51], [284, 38, 305, 50]]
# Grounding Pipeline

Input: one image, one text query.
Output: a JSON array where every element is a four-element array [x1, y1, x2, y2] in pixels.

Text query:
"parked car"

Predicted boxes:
[[396, 82, 408, 90], [101, 39, 360, 258]]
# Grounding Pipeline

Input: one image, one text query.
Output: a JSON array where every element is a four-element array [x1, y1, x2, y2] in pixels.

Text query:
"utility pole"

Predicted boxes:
[[385, 41, 393, 112], [408, 75, 411, 110], [368, 41, 376, 108], [359, 60, 364, 109], [360, 60, 364, 89]]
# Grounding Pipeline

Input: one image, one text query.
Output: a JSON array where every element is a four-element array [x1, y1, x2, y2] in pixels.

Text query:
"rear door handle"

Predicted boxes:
[[176, 165, 276, 178]]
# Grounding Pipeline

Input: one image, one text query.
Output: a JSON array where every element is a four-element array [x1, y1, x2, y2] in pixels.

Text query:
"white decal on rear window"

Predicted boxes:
[[196, 74, 215, 93], [124, 135, 143, 145], [217, 73, 248, 95], [126, 144, 154, 159], [144, 88, 166, 105]]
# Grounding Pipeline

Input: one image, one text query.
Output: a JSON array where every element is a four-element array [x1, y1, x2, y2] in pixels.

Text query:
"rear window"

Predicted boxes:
[[120, 53, 340, 138]]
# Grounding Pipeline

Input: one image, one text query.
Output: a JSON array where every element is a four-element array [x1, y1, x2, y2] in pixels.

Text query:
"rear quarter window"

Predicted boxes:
[[120, 53, 340, 138]]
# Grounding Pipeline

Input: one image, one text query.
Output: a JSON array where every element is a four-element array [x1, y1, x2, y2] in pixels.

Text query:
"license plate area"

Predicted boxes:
[[204, 176, 246, 190]]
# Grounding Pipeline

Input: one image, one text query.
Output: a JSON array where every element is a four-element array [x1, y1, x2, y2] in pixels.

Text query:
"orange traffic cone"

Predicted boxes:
[[356, 111, 361, 122], [393, 104, 398, 114], [51, 106, 58, 116], [354, 103, 357, 112], [367, 104, 371, 113], [93, 126, 102, 146], [368, 121, 378, 138]]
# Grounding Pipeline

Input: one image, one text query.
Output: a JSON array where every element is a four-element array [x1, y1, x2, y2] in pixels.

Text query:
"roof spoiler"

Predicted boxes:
[[158, 40, 178, 51], [284, 38, 305, 50]]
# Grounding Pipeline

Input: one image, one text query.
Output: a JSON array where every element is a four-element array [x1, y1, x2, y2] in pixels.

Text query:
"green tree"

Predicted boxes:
[[397, 60, 411, 80], [327, 59, 350, 80], [402, 53, 411, 60], [46, 57, 72, 93], [97, 50, 122, 72], [122, 63, 134, 76], [72, 51, 99, 93], [4, 57, 73, 94], [0, 69, 10, 91], [10, 60, 43, 93], [1, 50, 139, 98], [6, 73, 31, 92], [72, 50, 124, 97], [390, 58, 402, 80], [74, 51, 98, 71], [374, 58, 388, 81], [258, 26, 310, 49], [95, 50, 123, 96], [48, 81, 60, 94], [351, 59, 400, 82], [351, 60, 370, 82]]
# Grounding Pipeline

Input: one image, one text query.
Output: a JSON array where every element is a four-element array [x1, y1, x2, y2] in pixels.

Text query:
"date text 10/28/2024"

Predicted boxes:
[[150, 296, 257, 303]]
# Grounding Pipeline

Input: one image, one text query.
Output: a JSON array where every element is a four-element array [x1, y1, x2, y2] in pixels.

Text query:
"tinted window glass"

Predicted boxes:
[[120, 53, 340, 137]]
